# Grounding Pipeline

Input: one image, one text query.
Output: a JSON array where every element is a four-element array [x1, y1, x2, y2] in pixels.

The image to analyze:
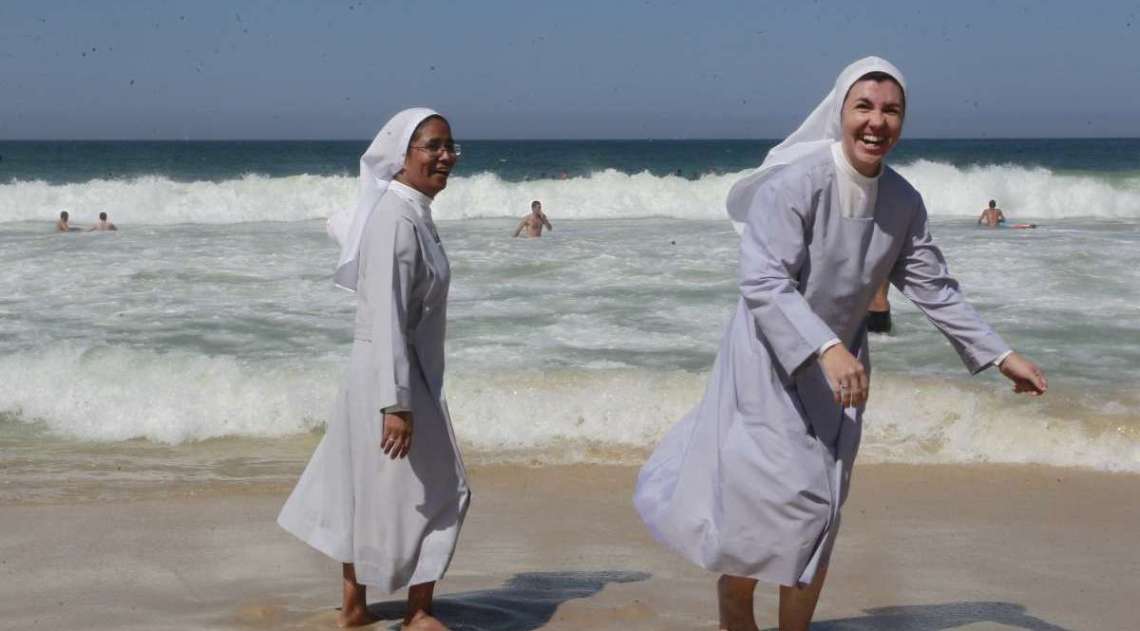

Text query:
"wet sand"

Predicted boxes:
[[1, 464, 1136, 630]]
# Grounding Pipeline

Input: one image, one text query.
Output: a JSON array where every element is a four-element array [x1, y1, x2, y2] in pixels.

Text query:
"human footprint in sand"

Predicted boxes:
[[278, 109, 469, 631], [634, 57, 1046, 631]]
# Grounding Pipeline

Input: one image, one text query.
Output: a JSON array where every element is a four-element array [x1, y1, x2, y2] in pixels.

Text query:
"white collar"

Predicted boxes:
[[830, 142, 882, 184], [387, 180, 434, 221], [830, 142, 880, 219]]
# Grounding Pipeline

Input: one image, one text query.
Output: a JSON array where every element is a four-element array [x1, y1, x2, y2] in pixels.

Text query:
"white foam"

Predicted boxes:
[[431, 170, 736, 221], [0, 345, 337, 444], [0, 173, 347, 225], [3, 345, 1137, 471], [4, 162, 1137, 225], [859, 375, 1140, 472], [896, 160, 1140, 220]]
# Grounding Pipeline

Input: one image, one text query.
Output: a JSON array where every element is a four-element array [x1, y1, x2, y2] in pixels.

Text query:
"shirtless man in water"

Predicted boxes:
[[88, 212, 118, 231], [55, 211, 74, 232], [512, 200, 553, 238], [977, 199, 1006, 227]]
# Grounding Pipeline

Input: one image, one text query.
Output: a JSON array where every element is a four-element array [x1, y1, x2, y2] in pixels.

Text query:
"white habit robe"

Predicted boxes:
[[633, 145, 1010, 586], [279, 181, 470, 592]]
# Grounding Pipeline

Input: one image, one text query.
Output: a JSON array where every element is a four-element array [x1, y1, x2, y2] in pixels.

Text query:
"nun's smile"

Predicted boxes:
[[403, 117, 457, 198], [840, 79, 905, 177]]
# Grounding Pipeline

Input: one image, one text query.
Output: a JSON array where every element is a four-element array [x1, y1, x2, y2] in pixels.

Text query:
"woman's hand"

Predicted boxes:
[[381, 411, 413, 459], [819, 345, 869, 408], [998, 353, 1047, 396]]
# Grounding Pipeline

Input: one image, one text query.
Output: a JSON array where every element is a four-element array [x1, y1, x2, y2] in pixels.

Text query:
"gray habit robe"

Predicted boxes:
[[633, 146, 1010, 586], [278, 183, 470, 592]]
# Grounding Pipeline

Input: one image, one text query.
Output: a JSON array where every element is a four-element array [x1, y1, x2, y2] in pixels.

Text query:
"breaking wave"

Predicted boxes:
[[2, 162, 1138, 225]]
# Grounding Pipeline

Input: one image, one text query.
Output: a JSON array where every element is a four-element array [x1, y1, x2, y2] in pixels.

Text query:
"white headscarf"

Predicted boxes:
[[726, 57, 907, 229], [329, 107, 439, 291]]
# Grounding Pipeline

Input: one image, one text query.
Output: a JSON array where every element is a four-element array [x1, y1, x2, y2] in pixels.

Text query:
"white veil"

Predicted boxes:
[[329, 107, 439, 291], [726, 57, 907, 230]]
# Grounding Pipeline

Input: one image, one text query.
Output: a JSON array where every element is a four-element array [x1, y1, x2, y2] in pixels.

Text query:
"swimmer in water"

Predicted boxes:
[[977, 199, 1006, 227], [55, 211, 75, 232], [513, 200, 553, 238], [88, 212, 118, 231]]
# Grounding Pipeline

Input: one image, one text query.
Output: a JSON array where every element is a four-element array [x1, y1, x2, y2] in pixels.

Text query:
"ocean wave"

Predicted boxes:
[[3, 162, 1139, 225], [3, 345, 1136, 471], [896, 160, 1140, 219]]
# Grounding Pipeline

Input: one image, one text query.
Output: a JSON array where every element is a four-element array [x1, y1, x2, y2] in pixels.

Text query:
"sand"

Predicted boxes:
[[1, 464, 1136, 630]]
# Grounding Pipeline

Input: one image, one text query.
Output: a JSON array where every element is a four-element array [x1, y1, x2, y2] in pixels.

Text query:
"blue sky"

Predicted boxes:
[[1, 0, 1138, 139]]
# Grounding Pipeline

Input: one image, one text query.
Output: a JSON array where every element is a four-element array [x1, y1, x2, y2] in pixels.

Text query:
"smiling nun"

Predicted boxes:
[[633, 57, 1048, 631], [279, 108, 469, 630]]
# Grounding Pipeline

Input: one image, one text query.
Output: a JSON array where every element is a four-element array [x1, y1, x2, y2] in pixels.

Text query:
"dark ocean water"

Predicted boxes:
[[2, 138, 1138, 184]]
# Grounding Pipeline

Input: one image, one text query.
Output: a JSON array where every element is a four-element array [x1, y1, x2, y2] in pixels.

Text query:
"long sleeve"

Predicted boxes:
[[738, 180, 838, 376], [359, 213, 421, 411], [889, 200, 1010, 374]]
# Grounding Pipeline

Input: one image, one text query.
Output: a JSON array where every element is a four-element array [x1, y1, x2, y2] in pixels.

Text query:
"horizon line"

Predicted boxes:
[[2, 136, 1139, 143]]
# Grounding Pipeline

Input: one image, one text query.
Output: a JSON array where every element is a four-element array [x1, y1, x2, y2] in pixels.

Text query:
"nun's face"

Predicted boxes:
[[401, 117, 456, 198], [840, 79, 904, 177]]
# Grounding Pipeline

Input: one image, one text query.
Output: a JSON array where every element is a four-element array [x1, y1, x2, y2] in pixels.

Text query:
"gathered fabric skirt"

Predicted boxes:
[[278, 340, 470, 592], [634, 300, 862, 586]]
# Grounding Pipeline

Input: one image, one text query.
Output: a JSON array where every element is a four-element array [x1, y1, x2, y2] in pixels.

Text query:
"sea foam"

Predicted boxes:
[[3, 162, 1139, 225], [3, 345, 1136, 472]]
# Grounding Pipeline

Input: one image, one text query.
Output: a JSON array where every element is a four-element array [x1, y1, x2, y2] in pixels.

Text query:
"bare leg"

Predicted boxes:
[[777, 564, 828, 631], [717, 574, 760, 631], [869, 282, 890, 312], [338, 563, 379, 627], [403, 581, 449, 630]]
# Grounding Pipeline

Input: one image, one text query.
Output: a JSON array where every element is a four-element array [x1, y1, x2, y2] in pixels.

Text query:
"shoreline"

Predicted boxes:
[[2, 463, 1136, 629]]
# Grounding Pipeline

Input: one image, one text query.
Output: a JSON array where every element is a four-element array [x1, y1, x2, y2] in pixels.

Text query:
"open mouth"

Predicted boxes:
[[858, 134, 889, 150]]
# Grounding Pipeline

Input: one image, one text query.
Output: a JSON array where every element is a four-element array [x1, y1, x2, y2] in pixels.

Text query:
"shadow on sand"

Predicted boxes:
[[763, 601, 1074, 631], [367, 570, 650, 631]]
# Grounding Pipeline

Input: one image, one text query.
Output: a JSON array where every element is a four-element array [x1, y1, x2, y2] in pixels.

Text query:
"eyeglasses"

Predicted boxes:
[[410, 141, 461, 157]]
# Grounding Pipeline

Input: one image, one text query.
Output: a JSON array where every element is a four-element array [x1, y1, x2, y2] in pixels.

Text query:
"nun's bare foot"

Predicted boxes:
[[338, 563, 378, 627], [717, 575, 760, 631], [403, 610, 449, 631], [336, 604, 379, 628]]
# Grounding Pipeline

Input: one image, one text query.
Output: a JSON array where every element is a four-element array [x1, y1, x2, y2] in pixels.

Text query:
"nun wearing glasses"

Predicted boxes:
[[634, 58, 1047, 631], [279, 108, 468, 630]]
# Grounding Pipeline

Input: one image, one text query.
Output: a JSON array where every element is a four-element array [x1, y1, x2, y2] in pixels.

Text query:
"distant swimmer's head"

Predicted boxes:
[[531, 200, 542, 212], [840, 69, 906, 178], [988, 200, 997, 208], [99, 212, 108, 221], [399, 114, 457, 199], [59, 211, 69, 221]]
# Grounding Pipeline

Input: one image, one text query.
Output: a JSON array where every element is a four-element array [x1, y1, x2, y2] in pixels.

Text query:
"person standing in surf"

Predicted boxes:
[[278, 108, 469, 631], [866, 282, 891, 333], [633, 57, 1047, 631], [512, 200, 553, 238]]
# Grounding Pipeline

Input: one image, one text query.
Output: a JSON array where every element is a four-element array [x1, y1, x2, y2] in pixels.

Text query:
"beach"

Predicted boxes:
[[3, 463, 1136, 630], [5, 1, 1140, 628]]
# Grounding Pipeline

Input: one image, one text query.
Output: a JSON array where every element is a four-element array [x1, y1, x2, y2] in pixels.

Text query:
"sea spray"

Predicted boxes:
[[1, 344, 1137, 471], [4, 163, 1140, 225]]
